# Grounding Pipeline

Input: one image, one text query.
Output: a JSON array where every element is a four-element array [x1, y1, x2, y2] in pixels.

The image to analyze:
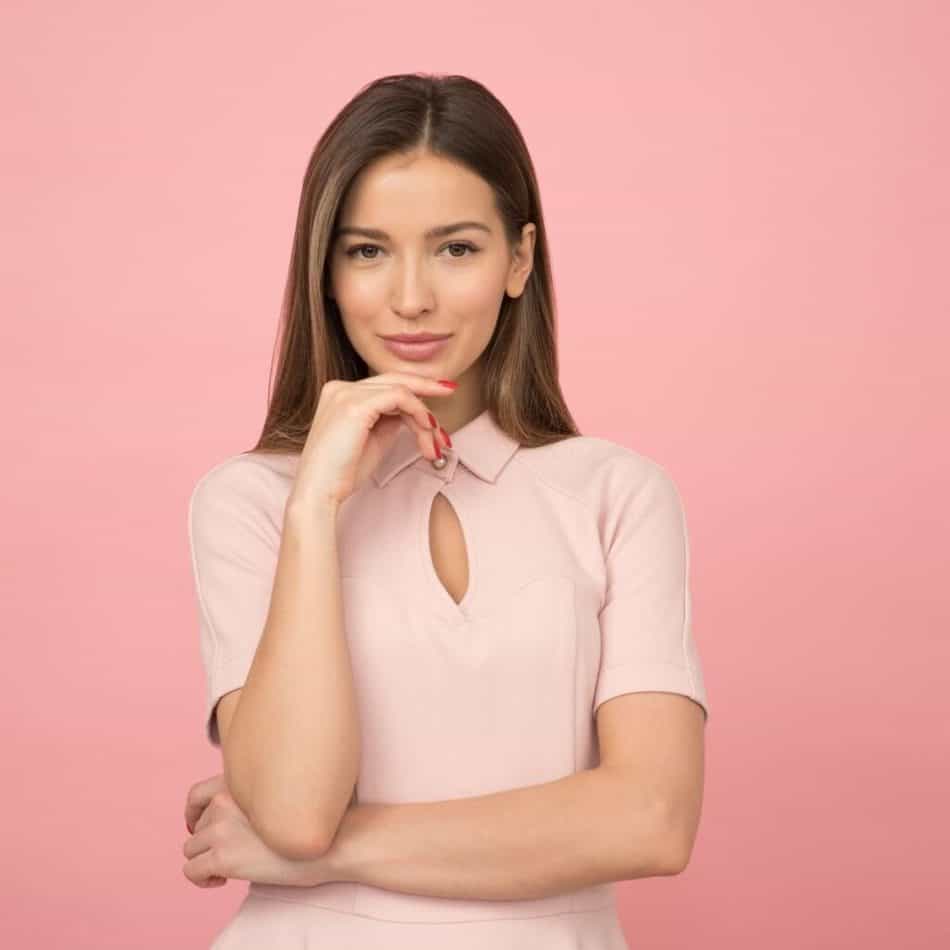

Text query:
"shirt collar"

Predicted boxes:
[[372, 407, 520, 488]]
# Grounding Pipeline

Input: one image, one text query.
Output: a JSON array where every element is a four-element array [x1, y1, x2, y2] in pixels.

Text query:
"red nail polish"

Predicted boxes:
[[427, 411, 437, 428], [436, 379, 457, 389], [440, 426, 452, 448]]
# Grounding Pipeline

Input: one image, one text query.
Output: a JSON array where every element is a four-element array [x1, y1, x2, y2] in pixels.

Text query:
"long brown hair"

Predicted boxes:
[[248, 72, 580, 455]]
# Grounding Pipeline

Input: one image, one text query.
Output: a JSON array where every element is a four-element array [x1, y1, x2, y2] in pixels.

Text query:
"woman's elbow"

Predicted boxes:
[[256, 813, 333, 862]]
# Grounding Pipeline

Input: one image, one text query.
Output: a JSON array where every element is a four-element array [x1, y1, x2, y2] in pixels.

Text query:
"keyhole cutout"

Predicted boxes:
[[427, 491, 470, 606]]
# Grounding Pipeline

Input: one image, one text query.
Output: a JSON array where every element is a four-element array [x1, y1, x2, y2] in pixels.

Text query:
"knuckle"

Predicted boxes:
[[321, 380, 344, 404], [211, 850, 229, 877]]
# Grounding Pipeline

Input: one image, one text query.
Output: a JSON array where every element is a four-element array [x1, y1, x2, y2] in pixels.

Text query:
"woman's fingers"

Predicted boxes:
[[371, 385, 451, 460], [182, 843, 227, 888], [360, 372, 457, 400], [182, 800, 229, 887], [184, 774, 225, 835], [359, 377, 453, 460]]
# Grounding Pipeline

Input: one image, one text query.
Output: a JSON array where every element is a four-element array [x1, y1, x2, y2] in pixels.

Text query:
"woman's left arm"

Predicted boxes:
[[314, 687, 705, 899], [317, 765, 678, 900]]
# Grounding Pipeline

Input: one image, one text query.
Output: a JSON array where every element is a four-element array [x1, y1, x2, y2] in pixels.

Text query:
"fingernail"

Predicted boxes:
[[433, 433, 442, 459], [427, 411, 437, 428], [436, 379, 457, 389], [439, 426, 452, 448]]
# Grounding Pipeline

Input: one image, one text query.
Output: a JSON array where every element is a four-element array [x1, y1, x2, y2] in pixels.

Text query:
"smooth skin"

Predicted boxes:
[[183, 149, 705, 895]]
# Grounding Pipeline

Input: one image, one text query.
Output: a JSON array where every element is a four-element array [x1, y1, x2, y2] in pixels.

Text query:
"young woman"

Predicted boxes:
[[182, 72, 709, 949]]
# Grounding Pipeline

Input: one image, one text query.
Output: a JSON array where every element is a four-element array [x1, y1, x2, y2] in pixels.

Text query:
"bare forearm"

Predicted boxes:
[[226, 500, 360, 858], [320, 767, 675, 901]]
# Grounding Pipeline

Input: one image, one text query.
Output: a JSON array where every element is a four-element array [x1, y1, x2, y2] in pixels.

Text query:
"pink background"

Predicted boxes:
[[3, 1, 947, 946]]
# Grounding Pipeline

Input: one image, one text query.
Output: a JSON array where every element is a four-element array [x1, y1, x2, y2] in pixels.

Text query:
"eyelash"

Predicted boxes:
[[343, 242, 480, 261]]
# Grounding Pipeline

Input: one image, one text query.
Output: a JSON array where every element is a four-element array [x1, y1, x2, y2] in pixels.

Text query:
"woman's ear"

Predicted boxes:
[[506, 223, 536, 298]]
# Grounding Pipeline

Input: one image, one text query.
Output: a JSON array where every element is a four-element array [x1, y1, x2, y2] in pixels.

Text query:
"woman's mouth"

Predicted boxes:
[[379, 335, 452, 361]]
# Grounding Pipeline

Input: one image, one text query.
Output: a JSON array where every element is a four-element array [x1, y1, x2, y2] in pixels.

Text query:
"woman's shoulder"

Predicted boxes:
[[189, 449, 300, 519], [518, 432, 672, 484], [514, 433, 682, 518]]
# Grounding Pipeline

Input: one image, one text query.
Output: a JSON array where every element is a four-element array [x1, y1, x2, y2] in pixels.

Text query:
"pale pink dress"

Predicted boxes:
[[187, 407, 710, 948]]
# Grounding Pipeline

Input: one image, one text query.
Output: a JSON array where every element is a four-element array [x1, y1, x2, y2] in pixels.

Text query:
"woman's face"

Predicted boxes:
[[327, 150, 535, 388]]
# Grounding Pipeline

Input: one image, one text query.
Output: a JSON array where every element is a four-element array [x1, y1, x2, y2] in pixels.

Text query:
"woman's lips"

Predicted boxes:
[[380, 336, 451, 361]]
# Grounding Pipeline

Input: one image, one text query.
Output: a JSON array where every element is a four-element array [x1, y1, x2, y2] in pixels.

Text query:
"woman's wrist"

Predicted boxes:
[[284, 491, 340, 525], [290, 831, 361, 887]]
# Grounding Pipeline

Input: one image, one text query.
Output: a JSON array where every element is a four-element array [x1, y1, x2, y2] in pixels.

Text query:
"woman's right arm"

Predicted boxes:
[[221, 495, 358, 862], [218, 373, 454, 862]]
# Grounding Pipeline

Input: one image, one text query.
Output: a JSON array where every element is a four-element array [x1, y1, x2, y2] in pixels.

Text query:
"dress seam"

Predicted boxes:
[[246, 891, 615, 924]]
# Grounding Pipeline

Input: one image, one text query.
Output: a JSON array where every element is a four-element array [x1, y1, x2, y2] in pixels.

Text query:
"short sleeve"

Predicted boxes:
[[593, 460, 709, 723], [187, 458, 282, 747]]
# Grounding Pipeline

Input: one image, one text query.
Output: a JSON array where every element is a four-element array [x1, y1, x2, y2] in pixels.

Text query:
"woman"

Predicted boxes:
[[183, 72, 709, 949]]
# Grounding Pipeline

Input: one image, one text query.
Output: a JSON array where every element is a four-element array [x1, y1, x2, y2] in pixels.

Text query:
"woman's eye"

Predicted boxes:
[[444, 242, 478, 258], [345, 244, 381, 260], [344, 242, 479, 261]]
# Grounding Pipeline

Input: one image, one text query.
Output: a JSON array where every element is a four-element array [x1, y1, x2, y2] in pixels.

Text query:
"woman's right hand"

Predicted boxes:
[[288, 373, 456, 510]]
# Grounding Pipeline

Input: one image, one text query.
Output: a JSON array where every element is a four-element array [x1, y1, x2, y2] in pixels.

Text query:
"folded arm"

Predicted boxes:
[[313, 764, 679, 901]]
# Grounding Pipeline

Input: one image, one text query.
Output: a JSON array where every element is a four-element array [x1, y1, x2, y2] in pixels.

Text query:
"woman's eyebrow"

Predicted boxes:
[[334, 221, 492, 240]]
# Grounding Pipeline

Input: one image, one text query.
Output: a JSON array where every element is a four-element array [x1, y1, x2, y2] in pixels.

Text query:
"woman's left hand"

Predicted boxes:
[[182, 774, 328, 889]]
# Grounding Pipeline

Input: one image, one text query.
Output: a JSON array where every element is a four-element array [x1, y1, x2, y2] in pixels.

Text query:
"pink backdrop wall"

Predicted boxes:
[[3, 1, 946, 946]]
